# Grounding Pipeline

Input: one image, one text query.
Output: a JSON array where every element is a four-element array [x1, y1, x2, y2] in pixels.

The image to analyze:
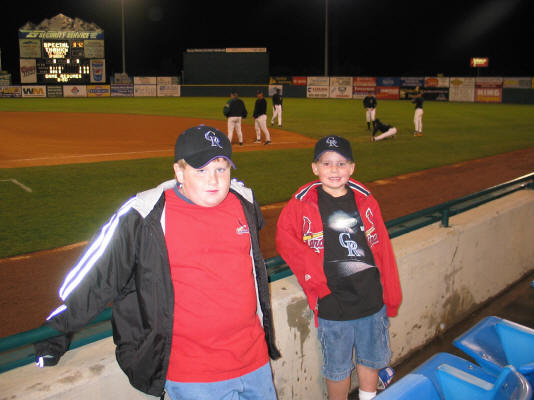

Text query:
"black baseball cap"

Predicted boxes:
[[174, 125, 235, 169], [313, 135, 354, 162]]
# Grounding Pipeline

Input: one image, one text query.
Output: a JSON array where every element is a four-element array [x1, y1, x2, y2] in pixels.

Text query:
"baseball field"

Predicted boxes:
[[1, 96, 534, 337], [2, 97, 534, 259]]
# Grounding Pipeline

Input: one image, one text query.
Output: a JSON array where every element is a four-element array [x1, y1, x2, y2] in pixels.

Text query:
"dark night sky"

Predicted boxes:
[[1, 0, 532, 82]]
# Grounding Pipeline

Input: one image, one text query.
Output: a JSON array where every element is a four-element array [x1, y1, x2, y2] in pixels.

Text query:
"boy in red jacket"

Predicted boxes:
[[276, 135, 402, 400]]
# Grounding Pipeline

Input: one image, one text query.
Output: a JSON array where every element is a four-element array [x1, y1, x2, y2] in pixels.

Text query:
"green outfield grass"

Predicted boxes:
[[1, 97, 534, 258]]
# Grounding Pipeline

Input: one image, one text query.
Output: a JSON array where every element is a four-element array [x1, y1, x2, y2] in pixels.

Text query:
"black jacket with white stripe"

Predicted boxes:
[[34, 179, 280, 396]]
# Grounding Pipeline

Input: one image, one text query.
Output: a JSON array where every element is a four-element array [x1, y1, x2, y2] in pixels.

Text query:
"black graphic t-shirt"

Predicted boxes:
[[317, 186, 384, 320]]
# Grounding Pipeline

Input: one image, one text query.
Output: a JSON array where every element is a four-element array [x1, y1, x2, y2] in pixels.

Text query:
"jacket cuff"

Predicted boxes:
[[386, 305, 398, 317]]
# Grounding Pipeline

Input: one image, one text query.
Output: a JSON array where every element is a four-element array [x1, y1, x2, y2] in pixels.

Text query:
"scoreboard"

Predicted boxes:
[[19, 30, 105, 84]]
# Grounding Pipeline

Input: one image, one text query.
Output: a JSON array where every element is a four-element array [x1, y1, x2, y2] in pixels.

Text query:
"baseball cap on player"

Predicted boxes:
[[313, 135, 354, 162], [174, 125, 235, 169]]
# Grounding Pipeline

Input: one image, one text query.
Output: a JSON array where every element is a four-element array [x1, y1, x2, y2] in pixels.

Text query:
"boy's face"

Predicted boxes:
[[174, 158, 231, 207], [312, 151, 355, 197]]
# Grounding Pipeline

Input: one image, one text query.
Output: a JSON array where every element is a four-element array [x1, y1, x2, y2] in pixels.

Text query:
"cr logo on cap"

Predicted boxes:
[[205, 131, 223, 148], [326, 137, 339, 147]]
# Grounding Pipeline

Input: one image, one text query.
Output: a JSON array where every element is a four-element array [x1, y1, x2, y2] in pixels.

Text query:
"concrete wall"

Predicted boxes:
[[2, 190, 533, 399]]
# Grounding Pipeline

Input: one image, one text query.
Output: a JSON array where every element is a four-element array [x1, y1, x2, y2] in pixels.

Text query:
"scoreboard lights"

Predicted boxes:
[[43, 41, 70, 58], [470, 57, 489, 68]]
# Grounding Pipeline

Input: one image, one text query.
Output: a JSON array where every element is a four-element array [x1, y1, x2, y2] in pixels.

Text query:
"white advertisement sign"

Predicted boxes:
[[307, 85, 329, 98], [63, 85, 88, 97], [307, 76, 330, 86], [449, 86, 475, 102], [134, 76, 157, 85], [329, 76, 352, 87], [329, 85, 352, 98], [134, 85, 157, 96], [20, 59, 37, 83], [157, 84, 180, 96]]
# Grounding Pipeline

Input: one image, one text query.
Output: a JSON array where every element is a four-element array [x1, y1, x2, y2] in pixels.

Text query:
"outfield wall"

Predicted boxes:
[[2, 75, 534, 104], [2, 190, 533, 400]]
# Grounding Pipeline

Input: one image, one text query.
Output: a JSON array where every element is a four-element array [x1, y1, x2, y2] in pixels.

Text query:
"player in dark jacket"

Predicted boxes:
[[412, 89, 424, 136], [253, 90, 271, 144], [363, 95, 377, 130], [270, 88, 283, 127], [223, 91, 248, 145], [371, 118, 397, 142]]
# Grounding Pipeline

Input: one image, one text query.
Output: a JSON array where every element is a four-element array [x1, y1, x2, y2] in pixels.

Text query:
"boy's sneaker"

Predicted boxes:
[[253, 139, 262, 143], [264, 141, 271, 145], [377, 367, 395, 390]]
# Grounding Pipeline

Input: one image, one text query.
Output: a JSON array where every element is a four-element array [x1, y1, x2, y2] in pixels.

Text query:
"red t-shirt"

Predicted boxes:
[[164, 188, 268, 382]]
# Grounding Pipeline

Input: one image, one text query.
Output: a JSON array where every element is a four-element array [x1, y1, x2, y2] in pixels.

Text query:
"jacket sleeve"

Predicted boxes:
[[367, 195, 402, 317], [35, 203, 142, 367], [276, 198, 331, 307]]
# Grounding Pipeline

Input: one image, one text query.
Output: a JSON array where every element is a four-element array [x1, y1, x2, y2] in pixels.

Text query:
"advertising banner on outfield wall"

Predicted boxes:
[[425, 77, 450, 88], [307, 76, 330, 86], [134, 85, 157, 96], [422, 88, 449, 101], [134, 76, 157, 85], [87, 85, 111, 97], [475, 77, 503, 87], [63, 85, 87, 97], [476, 87, 502, 103], [399, 87, 422, 100], [329, 77, 352, 98], [449, 77, 475, 102], [111, 84, 134, 96], [0, 86, 22, 97], [157, 76, 179, 85], [400, 77, 424, 87], [353, 86, 376, 99], [307, 85, 329, 98], [90, 59, 106, 83], [329, 85, 352, 98], [450, 87, 475, 102], [377, 77, 400, 87], [46, 86, 63, 97], [502, 77, 531, 89], [19, 39, 42, 58], [269, 76, 292, 85], [157, 84, 180, 96], [20, 59, 37, 83], [0, 74, 11, 86], [353, 77, 376, 87], [450, 77, 475, 88], [22, 85, 46, 97], [376, 86, 399, 100], [292, 76, 307, 85]]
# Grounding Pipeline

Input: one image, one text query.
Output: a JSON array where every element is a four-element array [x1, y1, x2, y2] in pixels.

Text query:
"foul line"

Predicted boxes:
[[8, 149, 172, 163], [0, 179, 33, 192]]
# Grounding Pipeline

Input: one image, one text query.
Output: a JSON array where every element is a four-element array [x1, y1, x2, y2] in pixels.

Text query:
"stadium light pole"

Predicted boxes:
[[324, 0, 328, 76], [121, 0, 126, 74]]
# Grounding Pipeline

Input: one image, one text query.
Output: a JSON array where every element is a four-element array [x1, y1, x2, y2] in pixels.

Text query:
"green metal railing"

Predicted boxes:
[[1, 172, 532, 373]]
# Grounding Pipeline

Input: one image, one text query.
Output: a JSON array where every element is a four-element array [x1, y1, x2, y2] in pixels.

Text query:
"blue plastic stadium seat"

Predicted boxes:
[[453, 316, 534, 386], [375, 352, 532, 400]]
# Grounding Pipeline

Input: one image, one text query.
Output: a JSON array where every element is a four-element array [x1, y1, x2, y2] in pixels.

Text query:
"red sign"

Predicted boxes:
[[292, 76, 307, 86], [470, 57, 489, 68]]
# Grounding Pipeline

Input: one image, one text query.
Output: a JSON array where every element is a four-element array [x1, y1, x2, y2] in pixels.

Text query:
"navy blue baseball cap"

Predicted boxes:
[[174, 125, 236, 169], [313, 135, 354, 162]]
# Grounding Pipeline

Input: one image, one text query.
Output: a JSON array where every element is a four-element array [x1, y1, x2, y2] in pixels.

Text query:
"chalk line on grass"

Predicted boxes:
[[0, 179, 33, 192]]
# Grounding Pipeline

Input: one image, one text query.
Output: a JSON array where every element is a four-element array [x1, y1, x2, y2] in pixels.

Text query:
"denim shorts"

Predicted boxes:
[[164, 362, 277, 400], [318, 306, 391, 381]]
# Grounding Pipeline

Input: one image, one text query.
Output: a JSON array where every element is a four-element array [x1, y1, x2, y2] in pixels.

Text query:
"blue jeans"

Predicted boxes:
[[318, 306, 391, 381], [164, 362, 277, 400]]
